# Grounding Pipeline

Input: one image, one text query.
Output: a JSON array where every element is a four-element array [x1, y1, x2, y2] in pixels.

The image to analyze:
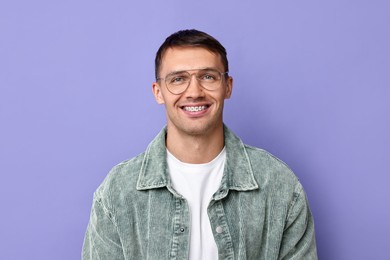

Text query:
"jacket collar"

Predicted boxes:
[[136, 125, 259, 193]]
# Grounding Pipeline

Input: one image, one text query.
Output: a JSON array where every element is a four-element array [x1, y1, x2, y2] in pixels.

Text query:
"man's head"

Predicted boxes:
[[155, 29, 229, 80], [152, 29, 233, 138]]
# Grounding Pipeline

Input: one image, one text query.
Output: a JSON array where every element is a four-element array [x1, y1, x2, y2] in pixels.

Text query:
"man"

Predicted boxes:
[[82, 29, 317, 259]]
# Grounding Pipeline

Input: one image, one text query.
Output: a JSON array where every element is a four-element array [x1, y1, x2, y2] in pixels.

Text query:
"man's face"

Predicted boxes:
[[152, 47, 233, 137]]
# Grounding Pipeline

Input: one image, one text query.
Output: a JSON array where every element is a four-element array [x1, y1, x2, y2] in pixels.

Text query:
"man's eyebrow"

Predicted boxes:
[[167, 67, 218, 75], [167, 70, 187, 76]]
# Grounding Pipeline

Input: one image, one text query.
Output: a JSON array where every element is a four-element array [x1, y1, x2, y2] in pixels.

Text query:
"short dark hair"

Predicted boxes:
[[155, 29, 229, 79]]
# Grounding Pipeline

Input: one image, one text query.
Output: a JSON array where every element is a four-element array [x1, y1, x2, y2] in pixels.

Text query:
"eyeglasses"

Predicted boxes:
[[157, 68, 228, 95]]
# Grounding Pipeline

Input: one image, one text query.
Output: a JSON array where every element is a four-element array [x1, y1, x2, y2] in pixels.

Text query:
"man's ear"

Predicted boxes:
[[152, 82, 165, 104], [224, 76, 233, 99]]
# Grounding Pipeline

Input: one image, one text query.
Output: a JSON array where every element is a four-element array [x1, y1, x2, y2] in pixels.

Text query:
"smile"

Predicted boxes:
[[183, 105, 208, 112]]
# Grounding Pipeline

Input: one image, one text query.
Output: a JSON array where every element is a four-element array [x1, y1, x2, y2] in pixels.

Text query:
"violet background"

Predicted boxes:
[[1, 1, 389, 259]]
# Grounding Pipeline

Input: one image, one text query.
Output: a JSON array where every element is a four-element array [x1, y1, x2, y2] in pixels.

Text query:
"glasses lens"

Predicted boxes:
[[165, 71, 191, 94], [196, 69, 222, 90]]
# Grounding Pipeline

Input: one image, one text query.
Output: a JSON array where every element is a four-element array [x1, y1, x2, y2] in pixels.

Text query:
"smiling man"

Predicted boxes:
[[82, 29, 318, 259]]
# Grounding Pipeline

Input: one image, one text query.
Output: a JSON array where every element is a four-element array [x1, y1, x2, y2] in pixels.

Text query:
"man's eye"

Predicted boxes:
[[200, 74, 216, 81], [172, 77, 183, 82], [170, 76, 187, 84]]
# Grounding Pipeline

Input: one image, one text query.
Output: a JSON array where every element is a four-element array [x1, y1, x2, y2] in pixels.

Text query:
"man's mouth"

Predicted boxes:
[[182, 105, 208, 112]]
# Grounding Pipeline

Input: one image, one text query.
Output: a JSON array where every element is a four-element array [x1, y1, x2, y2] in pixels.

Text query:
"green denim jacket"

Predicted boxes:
[[82, 126, 317, 259]]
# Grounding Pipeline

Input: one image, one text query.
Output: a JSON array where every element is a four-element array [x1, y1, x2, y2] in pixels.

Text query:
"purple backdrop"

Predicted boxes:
[[1, 1, 389, 259]]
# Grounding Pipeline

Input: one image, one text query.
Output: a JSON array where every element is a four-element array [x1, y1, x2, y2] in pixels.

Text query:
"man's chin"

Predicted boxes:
[[177, 122, 222, 137]]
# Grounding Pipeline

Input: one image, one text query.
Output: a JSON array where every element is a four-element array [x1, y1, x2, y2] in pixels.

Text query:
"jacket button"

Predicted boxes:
[[216, 226, 223, 233], [180, 228, 185, 232]]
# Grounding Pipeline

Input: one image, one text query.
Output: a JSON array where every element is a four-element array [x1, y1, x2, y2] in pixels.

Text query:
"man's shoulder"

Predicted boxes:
[[110, 152, 145, 176], [94, 152, 146, 197], [244, 144, 293, 169], [94, 127, 167, 199], [223, 125, 300, 187], [242, 144, 300, 187]]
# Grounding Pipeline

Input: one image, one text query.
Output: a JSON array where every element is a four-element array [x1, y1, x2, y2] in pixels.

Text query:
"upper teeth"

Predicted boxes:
[[184, 106, 206, 112]]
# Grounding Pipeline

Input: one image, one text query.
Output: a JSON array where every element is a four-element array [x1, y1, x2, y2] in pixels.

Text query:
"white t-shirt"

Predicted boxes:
[[167, 147, 226, 260]]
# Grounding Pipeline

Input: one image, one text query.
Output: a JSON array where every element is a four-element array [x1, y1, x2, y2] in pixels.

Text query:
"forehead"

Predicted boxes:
[[160, 47, 223, 73]]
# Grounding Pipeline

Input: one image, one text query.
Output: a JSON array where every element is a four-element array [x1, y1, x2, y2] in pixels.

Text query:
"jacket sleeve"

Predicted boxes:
[[278, 183, 318, 260], [82, 192, 125, 260]]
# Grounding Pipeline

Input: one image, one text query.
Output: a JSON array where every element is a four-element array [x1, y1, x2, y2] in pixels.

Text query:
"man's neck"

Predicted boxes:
[[166, 125, 225, 164]]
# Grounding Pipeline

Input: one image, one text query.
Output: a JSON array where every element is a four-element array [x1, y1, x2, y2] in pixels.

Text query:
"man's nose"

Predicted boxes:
[[184, 75, 205, 97]]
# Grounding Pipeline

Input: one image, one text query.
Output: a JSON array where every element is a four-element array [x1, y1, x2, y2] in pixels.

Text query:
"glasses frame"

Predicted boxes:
[[156, 68, 229, 95]]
